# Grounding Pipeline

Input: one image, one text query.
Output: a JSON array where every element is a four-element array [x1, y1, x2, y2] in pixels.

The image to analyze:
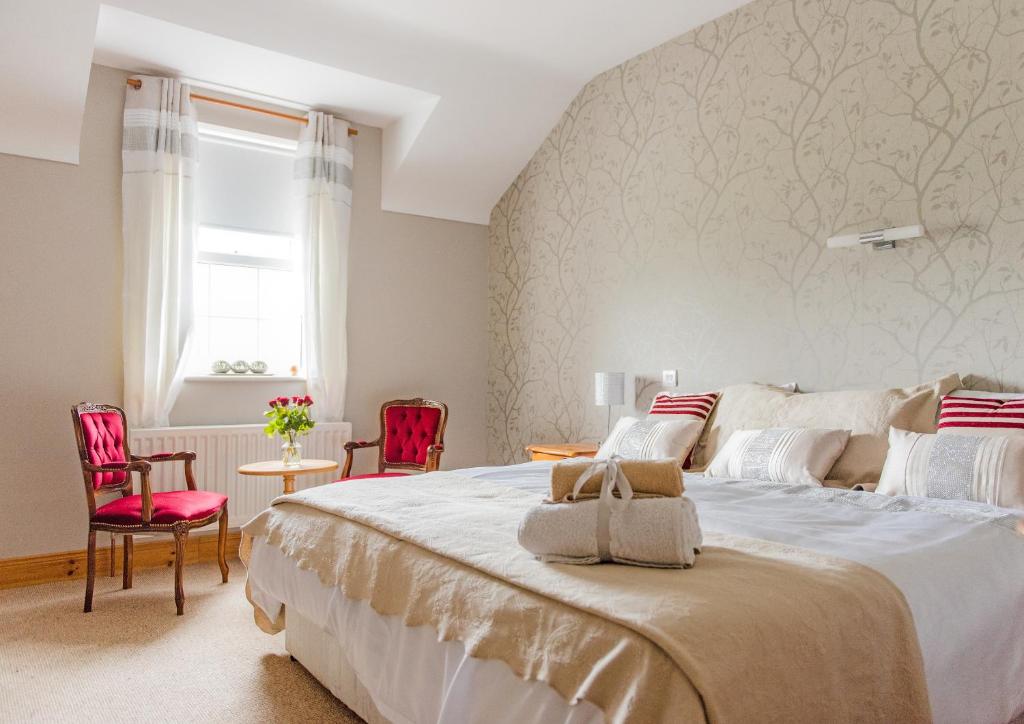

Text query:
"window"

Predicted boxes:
[[188, 125, 302, 375]]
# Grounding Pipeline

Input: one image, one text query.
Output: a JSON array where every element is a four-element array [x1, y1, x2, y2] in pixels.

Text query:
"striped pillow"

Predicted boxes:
[[879, 428, 1024, 510], [938, 390, 1024, 436], [706, 428, 852, 487], [649, 391, 719, 419], [648, 392, 719, 468]]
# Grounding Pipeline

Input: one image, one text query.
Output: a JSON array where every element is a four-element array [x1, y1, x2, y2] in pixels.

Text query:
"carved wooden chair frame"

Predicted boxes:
[[71, 402, 229, 615], [341, 398, 449, 478]]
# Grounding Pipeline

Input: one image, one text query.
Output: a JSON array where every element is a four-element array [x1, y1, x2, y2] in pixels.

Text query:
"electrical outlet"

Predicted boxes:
[[662, 369, 677, 387]]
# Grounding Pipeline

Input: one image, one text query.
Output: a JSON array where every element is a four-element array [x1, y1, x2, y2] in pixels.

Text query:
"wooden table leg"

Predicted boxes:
[[283, 474, 296, 494]]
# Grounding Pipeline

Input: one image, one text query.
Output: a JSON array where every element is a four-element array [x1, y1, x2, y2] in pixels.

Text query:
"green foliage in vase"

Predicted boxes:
[[264, 396, 316, 438]]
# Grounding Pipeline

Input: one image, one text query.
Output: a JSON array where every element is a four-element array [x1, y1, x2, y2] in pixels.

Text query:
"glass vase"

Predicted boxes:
[[281, 431, 302, 467]]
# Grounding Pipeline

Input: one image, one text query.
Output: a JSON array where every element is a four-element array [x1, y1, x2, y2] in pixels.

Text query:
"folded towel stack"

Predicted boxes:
[[549, 458, 683, 502], [518, 456, 702, 569]]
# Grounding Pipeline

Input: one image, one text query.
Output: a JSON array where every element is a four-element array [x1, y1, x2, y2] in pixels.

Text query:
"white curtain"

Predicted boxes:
[[121, 76, 197, 428], [295, 112, 352, 421]]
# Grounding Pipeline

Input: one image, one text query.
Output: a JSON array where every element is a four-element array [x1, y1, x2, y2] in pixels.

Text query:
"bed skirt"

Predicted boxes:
[[286, 610, 389, 724]]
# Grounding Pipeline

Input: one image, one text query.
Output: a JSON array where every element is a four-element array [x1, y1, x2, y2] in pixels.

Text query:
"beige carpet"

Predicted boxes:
[[0, 561, 361, 723]]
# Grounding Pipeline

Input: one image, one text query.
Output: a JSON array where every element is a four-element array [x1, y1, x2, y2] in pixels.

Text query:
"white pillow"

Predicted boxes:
[[878, 427, 1024, 510], [596, 416, 702, 463], [706, 428, 851, 486]]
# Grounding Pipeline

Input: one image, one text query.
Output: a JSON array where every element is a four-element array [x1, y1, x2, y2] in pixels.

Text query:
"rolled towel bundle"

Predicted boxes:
[[550, 458, 682, 502], [518, 496, 702, 568]]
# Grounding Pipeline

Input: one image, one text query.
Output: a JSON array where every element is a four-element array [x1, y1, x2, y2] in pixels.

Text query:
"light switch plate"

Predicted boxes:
[[662, 369, 677, 387]]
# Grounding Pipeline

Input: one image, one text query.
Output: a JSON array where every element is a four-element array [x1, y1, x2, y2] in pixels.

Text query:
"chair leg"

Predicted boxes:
[[217, 506, 229, 583], [84, 530, 96, 613], [109, 533, 116, 577], [123, 534, 133, 589], [172, 524, 189, 616]]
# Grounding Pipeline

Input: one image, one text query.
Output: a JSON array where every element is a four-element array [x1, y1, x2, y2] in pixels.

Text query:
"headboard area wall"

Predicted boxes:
[[486, 0, 1024, 464]]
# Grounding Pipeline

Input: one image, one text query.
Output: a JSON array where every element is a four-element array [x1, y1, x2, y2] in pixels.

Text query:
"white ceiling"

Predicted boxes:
[[2, 0, 754, 223]]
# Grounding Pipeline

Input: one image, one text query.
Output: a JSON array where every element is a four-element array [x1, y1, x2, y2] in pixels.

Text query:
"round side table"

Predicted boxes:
[[237, 459, 339, 495]]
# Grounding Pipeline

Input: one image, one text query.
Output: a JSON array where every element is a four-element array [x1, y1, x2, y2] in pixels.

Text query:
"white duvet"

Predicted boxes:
[[249, 461, 1024, 724]]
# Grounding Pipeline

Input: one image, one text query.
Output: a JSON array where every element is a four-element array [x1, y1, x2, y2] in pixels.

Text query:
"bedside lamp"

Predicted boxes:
[[595, 372, 625, 437]]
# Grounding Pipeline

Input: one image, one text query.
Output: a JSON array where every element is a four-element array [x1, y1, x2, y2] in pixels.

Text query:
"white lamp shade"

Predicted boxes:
[[595, 372, 625, 406]]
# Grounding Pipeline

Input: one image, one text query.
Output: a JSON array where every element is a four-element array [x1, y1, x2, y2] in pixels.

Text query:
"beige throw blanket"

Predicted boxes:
[[241, 473, 931, 723]]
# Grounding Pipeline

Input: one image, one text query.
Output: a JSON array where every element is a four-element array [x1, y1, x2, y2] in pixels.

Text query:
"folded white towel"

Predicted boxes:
[[518, 495, 702, 569]]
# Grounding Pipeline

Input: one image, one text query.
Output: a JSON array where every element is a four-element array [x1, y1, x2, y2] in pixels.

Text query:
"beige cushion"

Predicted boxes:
[[706, 428, 851, 486], [692, 375, 962, 487], [878, 427, 1024, 510], [597, 416, 702, 463]]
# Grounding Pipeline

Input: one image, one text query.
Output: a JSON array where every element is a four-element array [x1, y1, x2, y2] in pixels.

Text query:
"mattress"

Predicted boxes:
[[246, 461, 1024, 724]]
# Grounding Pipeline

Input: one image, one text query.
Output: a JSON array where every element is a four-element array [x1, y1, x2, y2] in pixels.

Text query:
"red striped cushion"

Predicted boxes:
[[649, 392, 719, 419], [648, 392, 719, 468], [937, 390, 1024, 435]]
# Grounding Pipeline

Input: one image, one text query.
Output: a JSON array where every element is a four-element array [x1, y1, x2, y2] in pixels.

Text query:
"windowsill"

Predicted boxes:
[[184, 375, 306, 383]]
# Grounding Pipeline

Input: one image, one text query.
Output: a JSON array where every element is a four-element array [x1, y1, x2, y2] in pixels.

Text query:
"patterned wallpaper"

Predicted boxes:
[[487, 0, 1024, 464]]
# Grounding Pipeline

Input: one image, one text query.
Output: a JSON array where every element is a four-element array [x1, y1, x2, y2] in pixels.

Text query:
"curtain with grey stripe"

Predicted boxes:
[[121, 76, 197, 427], [295, 112, 353, 421]]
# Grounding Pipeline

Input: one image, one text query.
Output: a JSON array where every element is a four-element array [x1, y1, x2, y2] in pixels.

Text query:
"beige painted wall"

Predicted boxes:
[[0, 64, 488, 559], [344, 124, 489, 475], [488, 0, 1024, 464], [0, 64, 125, 559]]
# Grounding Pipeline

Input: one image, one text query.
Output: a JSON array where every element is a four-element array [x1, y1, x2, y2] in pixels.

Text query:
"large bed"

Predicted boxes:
[[242, 460, 1024, 724]]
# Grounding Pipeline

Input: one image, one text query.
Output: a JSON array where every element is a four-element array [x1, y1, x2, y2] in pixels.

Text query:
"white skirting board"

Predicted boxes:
[[131, 422, 351, 524]]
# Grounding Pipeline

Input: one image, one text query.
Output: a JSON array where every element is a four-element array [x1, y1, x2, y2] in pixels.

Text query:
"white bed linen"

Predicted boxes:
[[246, 461, 1024, 724]]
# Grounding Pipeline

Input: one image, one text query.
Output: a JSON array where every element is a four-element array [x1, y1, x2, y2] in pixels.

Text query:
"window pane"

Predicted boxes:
[[258, 268, 302, 319], [209, 264, 258, 318], [208, 317, 258, 362], [258, 317, 302, 374], [198, 225, 293, 260]]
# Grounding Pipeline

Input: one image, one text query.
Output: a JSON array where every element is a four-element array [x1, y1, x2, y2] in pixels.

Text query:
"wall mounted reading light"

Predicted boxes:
[[826, 225, 925, 251]]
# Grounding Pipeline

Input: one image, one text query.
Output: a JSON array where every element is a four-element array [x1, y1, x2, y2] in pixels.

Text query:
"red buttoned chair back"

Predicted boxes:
[[340, 398, 448, 479]]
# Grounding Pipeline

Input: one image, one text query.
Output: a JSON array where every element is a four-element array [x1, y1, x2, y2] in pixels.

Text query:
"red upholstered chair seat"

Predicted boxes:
[[93, 490, 227, 525], [337, 473, 408, 482]]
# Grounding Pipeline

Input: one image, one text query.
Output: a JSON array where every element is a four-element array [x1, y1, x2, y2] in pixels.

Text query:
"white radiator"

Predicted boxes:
[[130, 422, 352, 526]]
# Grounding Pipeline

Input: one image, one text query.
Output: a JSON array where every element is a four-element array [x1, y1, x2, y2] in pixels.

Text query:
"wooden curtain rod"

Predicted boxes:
[[126, 78, 358, 136]]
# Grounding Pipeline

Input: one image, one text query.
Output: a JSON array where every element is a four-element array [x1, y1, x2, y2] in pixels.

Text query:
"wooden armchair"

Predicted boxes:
[[71, 402, 229, 615], [340, 398, 448, 478]]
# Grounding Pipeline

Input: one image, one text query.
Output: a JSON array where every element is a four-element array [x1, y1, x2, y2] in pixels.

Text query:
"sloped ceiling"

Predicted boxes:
[[1, 0, 755, 223], [0, 0, 99, 164]]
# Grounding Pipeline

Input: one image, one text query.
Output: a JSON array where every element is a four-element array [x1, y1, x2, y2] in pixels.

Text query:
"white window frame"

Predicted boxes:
[[191, 122, 303, 376], [195, 225, 296, 273]]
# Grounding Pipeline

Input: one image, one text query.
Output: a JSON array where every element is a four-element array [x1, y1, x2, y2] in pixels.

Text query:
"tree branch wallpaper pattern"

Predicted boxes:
[[487, 0, 1024, 464]]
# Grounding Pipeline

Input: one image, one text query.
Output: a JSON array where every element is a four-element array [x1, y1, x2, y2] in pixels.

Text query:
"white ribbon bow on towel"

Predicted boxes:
[[571, 455, 634, 562]]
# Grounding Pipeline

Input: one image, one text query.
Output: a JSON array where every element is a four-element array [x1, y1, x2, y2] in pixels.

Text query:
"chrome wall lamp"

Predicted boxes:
[[826, 225, 925, 250]]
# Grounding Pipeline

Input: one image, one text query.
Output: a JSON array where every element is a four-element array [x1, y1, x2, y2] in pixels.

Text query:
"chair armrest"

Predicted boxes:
[[340, 439, 379, 478], [84, 459, 152, 474], [132, 451, 196, 463], [343, 439, 379, 452], [131, 451, 198, 490], [425, 443, 445, 472]]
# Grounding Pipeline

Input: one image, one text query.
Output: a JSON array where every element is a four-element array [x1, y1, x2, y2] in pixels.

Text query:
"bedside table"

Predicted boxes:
[[525, 443, 599, 462]]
